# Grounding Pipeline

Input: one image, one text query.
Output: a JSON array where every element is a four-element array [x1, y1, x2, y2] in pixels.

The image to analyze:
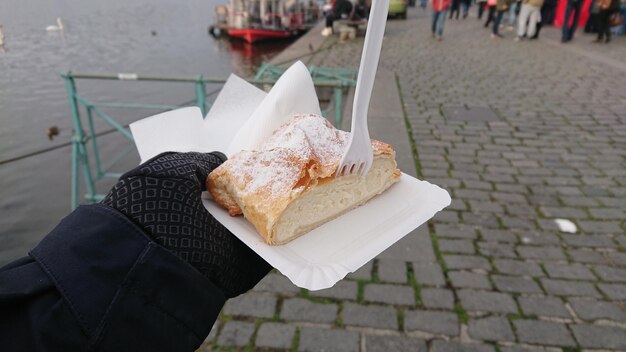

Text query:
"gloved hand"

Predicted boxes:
[[102, 152, 272, 298]]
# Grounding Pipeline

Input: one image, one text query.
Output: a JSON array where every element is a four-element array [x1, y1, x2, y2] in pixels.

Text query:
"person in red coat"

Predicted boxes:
[[431, 0, 452, 40]]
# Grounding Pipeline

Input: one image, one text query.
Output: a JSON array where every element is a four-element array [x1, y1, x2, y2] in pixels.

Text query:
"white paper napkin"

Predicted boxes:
[[226, 61, 322, 156], [130, 61, 320, 162], [130, 73, 267, 163]]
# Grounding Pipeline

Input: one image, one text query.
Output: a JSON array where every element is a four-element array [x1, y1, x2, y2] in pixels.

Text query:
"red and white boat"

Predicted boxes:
[[227, 28, 295, 44], [210, 0, 320, 44]]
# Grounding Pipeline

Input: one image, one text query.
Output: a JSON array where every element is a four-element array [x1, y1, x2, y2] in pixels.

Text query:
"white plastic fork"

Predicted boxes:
[[336, 0, 390, 177]]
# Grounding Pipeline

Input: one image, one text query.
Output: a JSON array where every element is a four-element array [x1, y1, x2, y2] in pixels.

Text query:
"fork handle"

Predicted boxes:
[[351, 0, 390, 135]]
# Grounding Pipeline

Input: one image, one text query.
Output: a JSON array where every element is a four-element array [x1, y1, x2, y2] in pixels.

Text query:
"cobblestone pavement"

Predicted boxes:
[[199, 7, 626, 352]]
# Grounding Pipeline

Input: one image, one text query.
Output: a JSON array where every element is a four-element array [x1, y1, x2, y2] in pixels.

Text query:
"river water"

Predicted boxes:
[[0, 0, 294, 264]]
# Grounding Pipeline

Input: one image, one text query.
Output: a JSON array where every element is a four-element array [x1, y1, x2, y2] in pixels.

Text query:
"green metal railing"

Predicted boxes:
[[255, 64, 358, 86], [63, 65, 357, 209]]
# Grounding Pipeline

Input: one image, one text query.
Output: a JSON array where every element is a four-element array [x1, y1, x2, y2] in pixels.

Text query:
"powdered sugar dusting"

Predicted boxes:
[[227, 149, 308, 199], [263, 114, 349, 170], [221, 114, 370, 204]]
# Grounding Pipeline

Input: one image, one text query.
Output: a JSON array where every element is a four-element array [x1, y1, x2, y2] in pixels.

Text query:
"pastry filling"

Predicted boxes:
[[272, 156, 399, 244]]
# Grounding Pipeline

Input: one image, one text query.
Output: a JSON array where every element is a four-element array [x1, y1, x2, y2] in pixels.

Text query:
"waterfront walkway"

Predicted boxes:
[[199, 7, 626, 352]]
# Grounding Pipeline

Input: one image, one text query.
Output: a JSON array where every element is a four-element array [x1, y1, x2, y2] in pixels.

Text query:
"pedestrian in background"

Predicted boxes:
[[461, 0, 472, 18], [322, 0, 353, 36], [431, 0, 452, 40], [506, 0, 522, 30], [478, 0, 488, 18], [491, 0, 511, 38], [561, 0, 583, 42], [530, 13, 543, 37], [516, 0, 544, 40], [587, 0, 601, 33], [594, 0, 620, 42], [0, 25, 5, 53], [541, 0, 557, 24], [450, 0, 461, 19], [531, 0, 555, 38], [484, 0, 498, 27]]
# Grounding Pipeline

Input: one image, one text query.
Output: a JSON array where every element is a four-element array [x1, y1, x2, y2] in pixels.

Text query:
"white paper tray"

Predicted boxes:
[[203, 173, 451, 290], [130, 62, 452, 290]]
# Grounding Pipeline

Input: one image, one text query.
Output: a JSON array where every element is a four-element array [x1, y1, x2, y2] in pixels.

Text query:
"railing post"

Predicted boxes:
[[63, 72, 82, 210], [254, 63, 269, 79], [86, 106, 104, 177], [63, 72, 95, 209], [195, 75, 207, 117]]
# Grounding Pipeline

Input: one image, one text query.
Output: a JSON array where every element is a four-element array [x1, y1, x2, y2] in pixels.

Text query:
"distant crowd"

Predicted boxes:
[[430, 0, 622, 42], [322, 0, 624, 43]]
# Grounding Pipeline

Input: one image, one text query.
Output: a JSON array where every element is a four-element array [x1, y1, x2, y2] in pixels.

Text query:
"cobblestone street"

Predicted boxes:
[[200, 6, 626, 352]]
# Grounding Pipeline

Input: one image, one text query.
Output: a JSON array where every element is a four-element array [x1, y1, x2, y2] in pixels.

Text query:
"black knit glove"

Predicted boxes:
[[102, 152, 272, 298]]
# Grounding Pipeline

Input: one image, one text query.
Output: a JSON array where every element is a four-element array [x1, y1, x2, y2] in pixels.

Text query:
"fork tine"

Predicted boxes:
[[337, 158, 374, 177], [359, 160, 372, 177], [342, 165, 348, 176], [338, 162, 370, 177], [356, 162, 365, 175]]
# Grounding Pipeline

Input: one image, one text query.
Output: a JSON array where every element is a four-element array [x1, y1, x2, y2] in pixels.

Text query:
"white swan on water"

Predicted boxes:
[[46, 17, 63, 31]]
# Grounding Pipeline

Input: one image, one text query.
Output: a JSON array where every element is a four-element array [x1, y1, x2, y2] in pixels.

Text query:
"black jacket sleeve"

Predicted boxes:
[[0, 204, 225, 352]]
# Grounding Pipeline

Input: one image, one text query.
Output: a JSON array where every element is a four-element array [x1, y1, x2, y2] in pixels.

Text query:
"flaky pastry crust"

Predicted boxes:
[[207, 114, 400, 244]]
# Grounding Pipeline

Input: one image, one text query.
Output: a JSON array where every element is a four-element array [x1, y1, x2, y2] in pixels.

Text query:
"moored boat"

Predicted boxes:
[[227, 28, 296, 43], [210, 0, 320, 44]]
